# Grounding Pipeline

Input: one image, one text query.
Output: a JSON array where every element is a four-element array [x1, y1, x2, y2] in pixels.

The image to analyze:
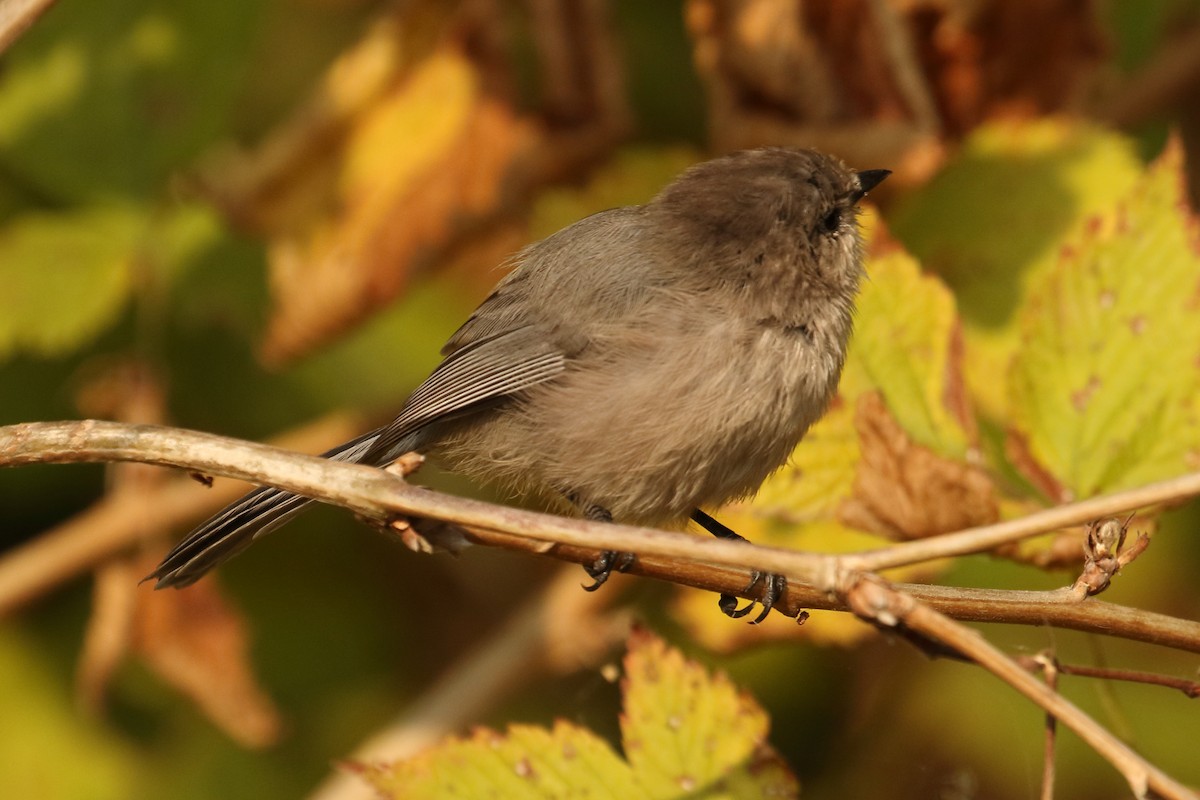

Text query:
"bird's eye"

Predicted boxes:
[[821, 207, 842, 233]]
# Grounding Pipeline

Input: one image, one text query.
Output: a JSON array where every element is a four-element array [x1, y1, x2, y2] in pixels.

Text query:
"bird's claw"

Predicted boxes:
[[720, 570, 787, 624], [582, 550, 636, 591]]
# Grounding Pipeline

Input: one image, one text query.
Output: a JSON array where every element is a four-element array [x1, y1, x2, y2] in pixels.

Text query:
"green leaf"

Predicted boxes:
[[1008, 138, 1200, 499], [362, 630, 798, 800], [0, 0, 261, 202], [890, 120, 1144, 418], [147, 202, 224, 285], [844, 235, 971, 457], [0, 201, 219, 363], [891, 119, 1143, 329], [0, 629, 137, 799], [0, 206, 143, 360]]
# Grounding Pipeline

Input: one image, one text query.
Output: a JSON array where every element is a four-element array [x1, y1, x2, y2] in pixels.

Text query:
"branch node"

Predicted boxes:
[[844, 572, 904, 628], [389, 517, 434, 554], [1073, 515, 1145, 597], [384, 451, 425, 478]]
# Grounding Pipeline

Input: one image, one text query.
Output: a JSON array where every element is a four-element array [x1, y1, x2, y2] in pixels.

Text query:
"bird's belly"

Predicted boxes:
[[435, 326, 844, 525]]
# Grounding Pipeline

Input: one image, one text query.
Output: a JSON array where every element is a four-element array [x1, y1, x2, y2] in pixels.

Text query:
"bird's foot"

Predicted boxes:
[[718, 571, 788, 625], [582, 549, 636, 591]]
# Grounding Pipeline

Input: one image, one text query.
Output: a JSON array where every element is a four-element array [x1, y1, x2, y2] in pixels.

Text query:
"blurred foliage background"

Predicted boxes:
[[1, 0, 1200, 797]]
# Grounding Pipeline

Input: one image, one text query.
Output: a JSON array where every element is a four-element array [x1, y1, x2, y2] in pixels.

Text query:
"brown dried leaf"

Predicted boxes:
[[134, 572, 282, 748], [687, 0, 942, 171], [199, 2, 627, 366], [689, 0, 914, 123], [839, 392, 998, 539], [76, 559, 138, 713], [76, 359, 166, 712], [686, 0, 1104, 164], [261, 77, 539, 364], [969, 0, 1106, 122], [1004, 429, 1070, 505]]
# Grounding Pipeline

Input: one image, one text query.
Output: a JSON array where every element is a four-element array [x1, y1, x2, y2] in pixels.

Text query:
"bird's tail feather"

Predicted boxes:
[[148, 427, 389, 589]]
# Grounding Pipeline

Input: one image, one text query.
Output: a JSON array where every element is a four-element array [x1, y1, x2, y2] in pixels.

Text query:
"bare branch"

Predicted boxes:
[[0, 416, 361, 615], [3, 420, 1200, 656], [1101, 24, 1200, 127], [842, 574, 1196, 800], [842, 472, 1200, 573], [1019, 655, 1200, 700], [0, 0, 57, 54]]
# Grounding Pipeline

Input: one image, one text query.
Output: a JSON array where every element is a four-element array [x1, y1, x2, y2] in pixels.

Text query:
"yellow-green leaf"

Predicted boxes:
[[0, 629, 136, 800], [890, 120, 1144, 417], [751, 393, 860, 522], [1008, 138, 1200, 499], [362, 630, 798, 800], [363, 721, 638, 800], [891, 119, 1143, 328], [340, 49, 475, 205], [0, 206, 142, 360], [620, 629, 793, 799], [844, 238, 971, 457]]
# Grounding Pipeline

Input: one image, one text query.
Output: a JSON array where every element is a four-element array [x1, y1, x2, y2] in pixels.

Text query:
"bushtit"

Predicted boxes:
[[150, 148, 889, 622]]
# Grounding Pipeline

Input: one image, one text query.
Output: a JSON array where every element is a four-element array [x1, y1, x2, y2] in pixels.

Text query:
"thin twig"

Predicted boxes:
[[842, 574, 1197, 800], [0, 0, 57, 54], [1038, 653, 1058, 800], [842, 472, 1200, 572], [1020, 655, 1200, 700], [866, 0, 941, 135], [1055, 664, 1200, 699]]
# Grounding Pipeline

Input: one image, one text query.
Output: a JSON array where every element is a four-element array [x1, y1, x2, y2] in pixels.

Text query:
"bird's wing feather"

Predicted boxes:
[[357, 325, 566, 465], [443, 207, 650, 355], [150, 326, 565, 589]]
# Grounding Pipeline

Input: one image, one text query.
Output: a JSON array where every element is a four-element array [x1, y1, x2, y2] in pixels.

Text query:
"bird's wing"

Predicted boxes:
[[442, 207, 651, 355], [150, 322, 563, 585], [357, 324, 566, 465], [441, 256, 548, 355]]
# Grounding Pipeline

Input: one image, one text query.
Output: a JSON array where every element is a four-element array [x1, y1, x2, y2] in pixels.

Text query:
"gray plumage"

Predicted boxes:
[[151, 147, 885, 589]]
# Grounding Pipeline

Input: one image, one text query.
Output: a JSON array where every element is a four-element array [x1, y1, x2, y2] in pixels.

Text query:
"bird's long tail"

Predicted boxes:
[[148, 428, 388, 588]]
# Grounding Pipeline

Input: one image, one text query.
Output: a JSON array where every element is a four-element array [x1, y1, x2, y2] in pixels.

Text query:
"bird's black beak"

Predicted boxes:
[[852, 169, 891, 202]]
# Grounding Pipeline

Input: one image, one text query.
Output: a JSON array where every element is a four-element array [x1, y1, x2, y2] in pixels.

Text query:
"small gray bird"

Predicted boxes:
[[150, 148, 889, 622]]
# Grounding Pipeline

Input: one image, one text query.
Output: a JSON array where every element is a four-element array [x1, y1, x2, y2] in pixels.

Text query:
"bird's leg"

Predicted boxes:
[[577, 504, 636, 590], [690, 509, 787, 624]]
